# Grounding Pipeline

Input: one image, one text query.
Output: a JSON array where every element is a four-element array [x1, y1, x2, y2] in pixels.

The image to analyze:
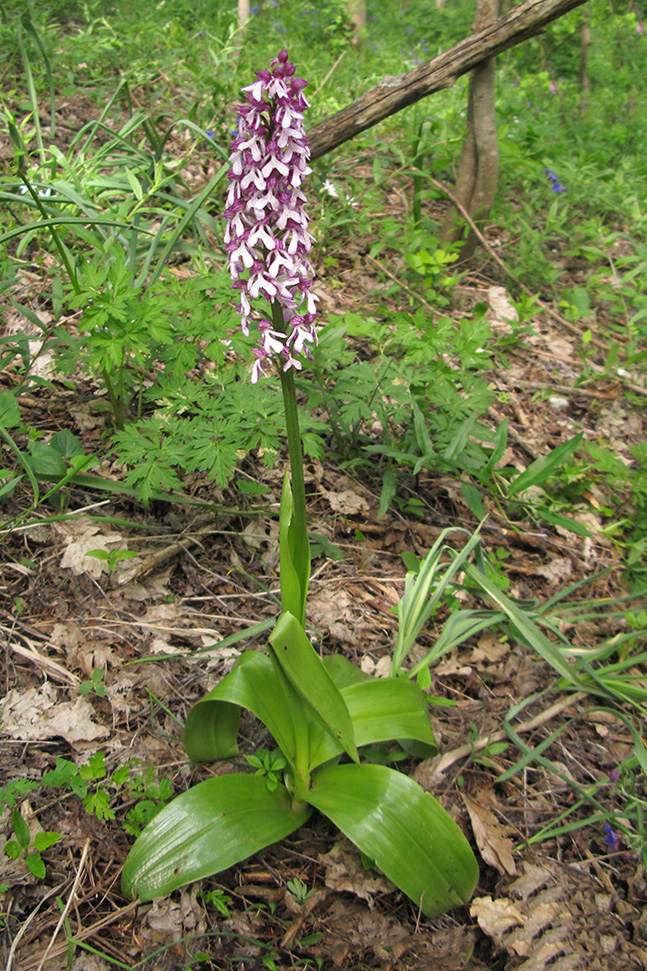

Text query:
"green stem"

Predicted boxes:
[[102, 369, 124, 431], [279, 365, 310, 591], [272, 301, 310, 618], [279, 367, 307, 541]]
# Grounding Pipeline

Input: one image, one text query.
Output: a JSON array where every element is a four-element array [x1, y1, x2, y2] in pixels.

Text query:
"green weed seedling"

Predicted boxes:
[[42, 755, 173, 831], [43, 753, 114, 821], [286, 877, 316, 905], [196, 887, 232, 918], [0, 778, 40, 811], [85, 549, 138, 574], [4, 808, 61, 880], [78, 667, 108, 698], [245, 749, 288, 793]]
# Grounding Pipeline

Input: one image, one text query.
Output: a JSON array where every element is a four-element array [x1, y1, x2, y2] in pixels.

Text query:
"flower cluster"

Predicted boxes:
[[543, 167, 567, 194], [603, 822, 620, 853], [224, 49, 319, 383]]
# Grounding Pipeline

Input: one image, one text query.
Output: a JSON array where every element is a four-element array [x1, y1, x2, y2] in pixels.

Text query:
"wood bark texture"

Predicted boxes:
[[307, 0, 590, 162], [440, 0, 500, 256]]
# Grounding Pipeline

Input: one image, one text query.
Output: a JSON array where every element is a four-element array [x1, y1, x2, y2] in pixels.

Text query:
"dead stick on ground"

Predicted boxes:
[[5, 882, 68, 971], [312, 50, 346, 97], [430, 690, 588, 782], [35, 839, 91, 971], [19, 901, 141, 971], [117, 521, 222, 586]]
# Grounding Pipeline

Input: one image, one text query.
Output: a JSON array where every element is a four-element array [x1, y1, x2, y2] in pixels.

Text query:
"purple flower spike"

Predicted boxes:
[[224, 49, 319, 382]]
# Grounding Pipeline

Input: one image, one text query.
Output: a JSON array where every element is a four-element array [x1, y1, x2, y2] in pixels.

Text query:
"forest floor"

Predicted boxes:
[[1, 98, 647, 971]]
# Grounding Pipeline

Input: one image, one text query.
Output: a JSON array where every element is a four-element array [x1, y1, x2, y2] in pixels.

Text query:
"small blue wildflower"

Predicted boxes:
[[272, 0, 280, 6], [205, 129, 214, 138], [405, 26, 414, 33], [603, 823, 620, 852], [250, 4, 259, 13], [544, 168, 566, 192], [275, 23, 286, 33], [609, 768, 620, 782]]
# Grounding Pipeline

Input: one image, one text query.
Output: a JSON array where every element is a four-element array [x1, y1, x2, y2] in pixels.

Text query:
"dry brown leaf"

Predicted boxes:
[[536, 556, 573, 584], [470, 634, 510, 665], [320, 839, 393, 907], [462, 793, 517, 875], [56, 518, 126, 578], [1, 684, 109, 743], [320, 488, 370, 516], [470, 895, 525, 941]]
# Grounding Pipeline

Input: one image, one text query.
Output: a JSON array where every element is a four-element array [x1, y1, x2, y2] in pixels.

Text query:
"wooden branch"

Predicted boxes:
[[308, 0, 589, 160]]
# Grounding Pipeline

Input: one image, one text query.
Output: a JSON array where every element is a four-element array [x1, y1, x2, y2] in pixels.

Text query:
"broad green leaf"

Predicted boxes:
[[307, 763, 479, 917], [33, 831, 62, 852], [269, 612, 358, 766], [0, 390, 20, 428], [184, 652, 297, 770], [322, 654, 373, 689], [12, 809, 30, 849], [308, 677, 438, 770], [461, 482, 485, 520], [4, 840, 22, 860], [121, 775, 311, 902], [50, 428, 85, 458], [28, 441, 67, 477], [507, 433, 583, 498], [25, 851, 46, 880]]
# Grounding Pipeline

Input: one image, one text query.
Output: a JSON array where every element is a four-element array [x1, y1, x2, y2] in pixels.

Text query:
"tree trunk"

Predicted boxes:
[[307, 0, 590, 162], [439, 0, 500, 257], [578, 12, 591, 98], [234, 0, 250, 51], [348, 0, 366, 46]]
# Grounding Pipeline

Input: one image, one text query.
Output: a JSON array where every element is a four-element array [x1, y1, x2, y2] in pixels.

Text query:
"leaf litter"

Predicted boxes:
[[1, 118, 647, 971]]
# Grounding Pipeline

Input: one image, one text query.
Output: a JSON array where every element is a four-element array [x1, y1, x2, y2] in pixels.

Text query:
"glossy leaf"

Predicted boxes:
[[322, 653, 373, 688], [269, 612, 359, 765], [308, 677, 438, 769], [122, 774, 311, 902], [183, 651, 298, 769], [307, 763, 479, 917]]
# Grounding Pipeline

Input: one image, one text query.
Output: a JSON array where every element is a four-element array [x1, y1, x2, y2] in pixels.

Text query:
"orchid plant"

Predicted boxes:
[[121, 51, 479, 918]]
